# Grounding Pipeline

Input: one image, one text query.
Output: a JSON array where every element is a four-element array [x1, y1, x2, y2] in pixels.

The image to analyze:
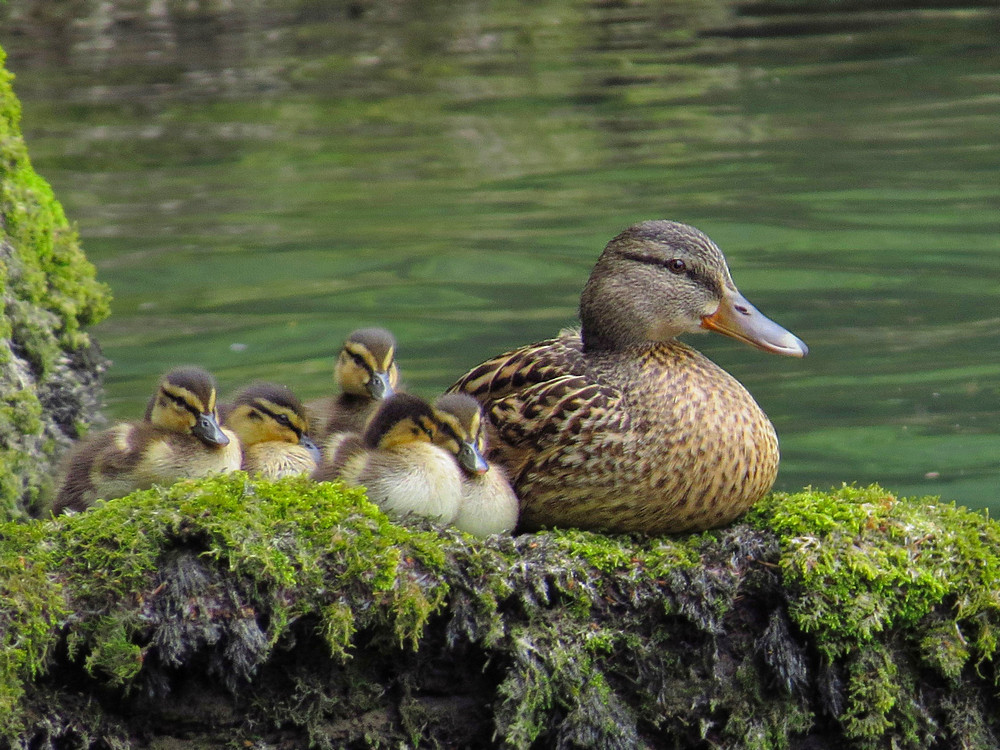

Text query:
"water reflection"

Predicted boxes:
[[3, 0, 998, 509]]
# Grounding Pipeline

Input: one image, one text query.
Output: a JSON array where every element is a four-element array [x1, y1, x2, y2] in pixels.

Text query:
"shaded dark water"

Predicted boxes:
[[3, 0, 999, 510]]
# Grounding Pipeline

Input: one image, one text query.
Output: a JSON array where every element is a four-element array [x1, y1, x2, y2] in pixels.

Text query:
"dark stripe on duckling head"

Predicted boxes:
[[144, 366, 219, 420], [233, 383, 308, 430], [345, 327, 397, 369], [433, 393, 485, 441], [363, 393, 436, 450], [433, 393, 489, 475]]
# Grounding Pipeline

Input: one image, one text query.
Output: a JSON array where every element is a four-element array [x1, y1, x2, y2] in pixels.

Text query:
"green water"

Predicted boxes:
[[3, 0, 999, 510]]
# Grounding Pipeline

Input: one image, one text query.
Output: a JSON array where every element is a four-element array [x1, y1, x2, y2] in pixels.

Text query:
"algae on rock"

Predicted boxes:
[[0, 478, 997, 748], [0, 43, 111, 520]]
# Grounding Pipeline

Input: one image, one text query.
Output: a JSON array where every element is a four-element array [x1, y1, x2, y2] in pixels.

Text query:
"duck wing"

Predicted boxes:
[[449, 335, 628, 484]]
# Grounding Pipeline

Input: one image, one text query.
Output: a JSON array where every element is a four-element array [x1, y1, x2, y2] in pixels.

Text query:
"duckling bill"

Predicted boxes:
[[450, 220, 807, 535]]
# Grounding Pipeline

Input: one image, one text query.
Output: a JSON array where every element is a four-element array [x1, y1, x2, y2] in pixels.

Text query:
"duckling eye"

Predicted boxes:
[[276, 414, 291, 427], [667, 258, 686, 274]]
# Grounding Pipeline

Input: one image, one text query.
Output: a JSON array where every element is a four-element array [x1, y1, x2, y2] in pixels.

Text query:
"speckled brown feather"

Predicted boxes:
[[450, 329, 779, 534]]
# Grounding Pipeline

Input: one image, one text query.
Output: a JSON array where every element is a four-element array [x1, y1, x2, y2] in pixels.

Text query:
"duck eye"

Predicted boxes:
[[667, 258, 686, 274]]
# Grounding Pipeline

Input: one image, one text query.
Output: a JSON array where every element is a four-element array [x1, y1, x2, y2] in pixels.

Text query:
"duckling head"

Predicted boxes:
[[144, 367, 230, 446], [580, 220, 807, 357], [335, 327, 399, 401], [225, 382, 319, 457], [363, 393, 439, 451], [433, 393, 490, 476]]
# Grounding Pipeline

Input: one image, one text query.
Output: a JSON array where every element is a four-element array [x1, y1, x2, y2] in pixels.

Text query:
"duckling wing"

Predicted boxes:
[[53, 425, 145, 513]]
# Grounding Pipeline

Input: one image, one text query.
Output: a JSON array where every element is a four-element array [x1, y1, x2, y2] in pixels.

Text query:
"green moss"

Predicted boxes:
[[750, 485, 1000, 660], [747, 484, 1000, 746], [0, 480, 998, 747], [0, 43, 111, 520], [0, 520, 66, 737], [0, 54, 110, 353]]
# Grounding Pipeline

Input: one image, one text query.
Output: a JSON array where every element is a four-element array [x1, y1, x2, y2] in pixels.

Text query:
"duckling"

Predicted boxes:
[[306, 327, 400, 441], [53, 367, 241, 514], [313, 393, 462, 525], [449, 220, 808, 535], [433, 393, 519, 537], [223, 382, 320, 479]]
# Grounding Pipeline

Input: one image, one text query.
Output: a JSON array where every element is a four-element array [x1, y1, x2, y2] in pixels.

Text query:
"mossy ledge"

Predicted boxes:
[[0, 43, 111, 520], [0, 477, 997, 749]]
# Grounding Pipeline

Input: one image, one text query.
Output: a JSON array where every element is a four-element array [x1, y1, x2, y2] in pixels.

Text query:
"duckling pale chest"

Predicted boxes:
[[516, 343, 779, 533], [337, 443, 463, 525], [243, 442, 318, 479]]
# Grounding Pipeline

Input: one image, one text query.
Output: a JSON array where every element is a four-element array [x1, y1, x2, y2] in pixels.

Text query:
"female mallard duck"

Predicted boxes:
[[449, 220, 807, 534], [433, 393, 519, 537], [313, 392, 462, 524], [53, 367, 241, 514], [222, 382, 320, 479], [306, 327, 401, 440]]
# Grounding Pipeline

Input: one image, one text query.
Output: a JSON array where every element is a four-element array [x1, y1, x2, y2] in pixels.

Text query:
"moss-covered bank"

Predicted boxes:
[[0, 478, 997, 748], [0, 43, 111, 520]]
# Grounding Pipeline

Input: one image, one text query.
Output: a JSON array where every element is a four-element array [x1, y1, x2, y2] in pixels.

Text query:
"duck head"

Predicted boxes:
[[433, 393, 490, 476], [579, 220, 807, 357], [145, 366, 231, 446], [225, 382, 318, 458], [363, 393, 440, 451], [335, 327, 400, 400]]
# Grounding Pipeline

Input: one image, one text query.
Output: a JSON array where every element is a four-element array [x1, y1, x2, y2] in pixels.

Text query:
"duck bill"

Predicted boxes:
[[193, 412, 231, 446], [300, 433, 322, 462], [701, 289, 808, 358], [458, 441, 490, 475], [366, 371, 395, 400]]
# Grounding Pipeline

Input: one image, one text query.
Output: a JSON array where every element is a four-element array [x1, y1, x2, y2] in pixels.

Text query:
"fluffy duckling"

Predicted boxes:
[[450, 220, 808, 534], [223, 382, 320, 479], [313, 392, 462, 525], [306, 327, 400, 441], [53, 367, 241, 514], [433, 393, 519, 537]]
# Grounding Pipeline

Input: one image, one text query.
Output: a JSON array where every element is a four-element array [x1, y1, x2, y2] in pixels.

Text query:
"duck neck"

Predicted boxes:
[[579, 293, 657, 353]]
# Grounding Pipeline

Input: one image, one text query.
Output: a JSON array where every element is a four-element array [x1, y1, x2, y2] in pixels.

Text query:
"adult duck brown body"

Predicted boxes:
[[449, 220, 807, 534]]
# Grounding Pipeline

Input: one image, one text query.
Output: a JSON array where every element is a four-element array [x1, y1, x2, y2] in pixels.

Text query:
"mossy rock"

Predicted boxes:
[[0, 477, 997, 748], [0, 43, 111, 520]]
